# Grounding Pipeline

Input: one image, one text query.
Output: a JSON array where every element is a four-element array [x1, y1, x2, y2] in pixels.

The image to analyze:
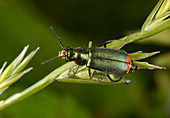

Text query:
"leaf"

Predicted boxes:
[[0, 68, 33, 92], [0, 45, 29, 83], [0, 46, 39, 95], [141, 0, 164, 31], [0, 87, 8, 96], [11, 47, 39, 76], [147, 11, 170, 30], [0, 62, 7, 76], [129, 51, 160, 60], [134, 61, 166, 70], [155, 0, 170, 18]]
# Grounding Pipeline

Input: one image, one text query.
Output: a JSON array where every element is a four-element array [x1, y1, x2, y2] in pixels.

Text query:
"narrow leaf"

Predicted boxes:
[[0, 62, 76, 110], [11, 47, 39, 76], [0, 87, 8, 95], [147, 11, 170, 30], [134, 61, 166, 70], [0, 68, 33, 92], [155, 0, 170, 18], [0, 62, 7, 76], [0, 101, 4, 105], [129, 51, 160, 60], [141, 0, 164, 32], [0, 45, 29, 84]]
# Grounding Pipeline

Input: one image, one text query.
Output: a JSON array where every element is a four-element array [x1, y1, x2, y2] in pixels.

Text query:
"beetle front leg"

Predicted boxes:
[[73, 65, 79, 74], [68, 65, 79, 75], [88, 68, 93, 79], [106, 74, 122, 82], [68, 68, 72, 75], [104, 42, 107, 48], [88, 41, 92, 49]]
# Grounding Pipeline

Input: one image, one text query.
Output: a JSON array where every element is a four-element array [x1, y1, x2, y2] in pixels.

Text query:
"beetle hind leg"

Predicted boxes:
[[106, 74, 122, 82], [88, 69, 95, 79], [88, 69, 99, 81], [104, 33, 133, 48]]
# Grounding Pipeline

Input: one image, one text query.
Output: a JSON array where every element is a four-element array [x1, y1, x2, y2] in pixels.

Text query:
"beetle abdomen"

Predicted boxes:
[[87, 57, 128, 76], [89, 47, 129, 62], [87, 47, 133, 76]]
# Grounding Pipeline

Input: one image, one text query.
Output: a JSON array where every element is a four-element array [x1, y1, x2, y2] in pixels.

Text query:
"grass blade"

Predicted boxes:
[[0, 68, 33, 92], [141, 0, 164, 31], [11, 47, 39, 76], [0, 45, 29, 84], [0, 62, 7, 76], [129, 51, 160, 60], [134, 61, 166, 70]]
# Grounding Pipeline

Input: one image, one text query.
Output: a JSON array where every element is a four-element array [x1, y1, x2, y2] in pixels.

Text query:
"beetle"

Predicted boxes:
[[42, 26, 138, 82]]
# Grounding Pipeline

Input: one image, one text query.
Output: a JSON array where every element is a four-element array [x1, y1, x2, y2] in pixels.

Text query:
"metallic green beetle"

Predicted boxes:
[[42, 27, 138, 82]]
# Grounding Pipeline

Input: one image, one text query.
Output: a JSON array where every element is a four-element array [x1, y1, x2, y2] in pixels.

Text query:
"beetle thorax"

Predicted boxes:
[[60, 47, 88, 65]]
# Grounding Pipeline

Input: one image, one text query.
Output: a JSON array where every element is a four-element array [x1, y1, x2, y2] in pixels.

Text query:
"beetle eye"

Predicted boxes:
[[59, 50, 66, 57]]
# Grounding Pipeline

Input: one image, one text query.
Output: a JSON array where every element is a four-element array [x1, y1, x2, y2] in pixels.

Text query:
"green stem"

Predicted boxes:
[[107, 20, 170, 48], [0, 62, 75, 110]]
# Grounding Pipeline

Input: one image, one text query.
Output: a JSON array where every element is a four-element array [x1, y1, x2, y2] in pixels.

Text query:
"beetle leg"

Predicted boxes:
[[88, 41, 92, 49], [106, 74, 113, 82], [104, 42, 107, 48], [106, 74, 122, 82], [104, 40, 125, 48], [104, 33, 133, 48], [116, 33, 133, 49], [88, 69, 98, 80], [88, 69, 93, 79], [118, 77, 123, 82], [125, 80, 129, 85], [73, 65, 79, 74], [125, 32, 133, 42], [68, 65, 79, 75], [68, 68, 72, 75]]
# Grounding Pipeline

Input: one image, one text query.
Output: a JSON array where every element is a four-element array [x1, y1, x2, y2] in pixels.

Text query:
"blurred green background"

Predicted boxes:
[[0, 0, 170, 118]]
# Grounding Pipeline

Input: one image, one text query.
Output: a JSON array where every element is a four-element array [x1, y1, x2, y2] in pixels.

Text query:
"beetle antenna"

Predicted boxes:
[[50, 26, 66, 50], [41, 56, 65, 65]]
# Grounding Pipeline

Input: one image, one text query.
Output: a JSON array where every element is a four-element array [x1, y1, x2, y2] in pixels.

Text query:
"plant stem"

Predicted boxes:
[[107, 21, 170, 48], [0, 62, 75, 110]]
